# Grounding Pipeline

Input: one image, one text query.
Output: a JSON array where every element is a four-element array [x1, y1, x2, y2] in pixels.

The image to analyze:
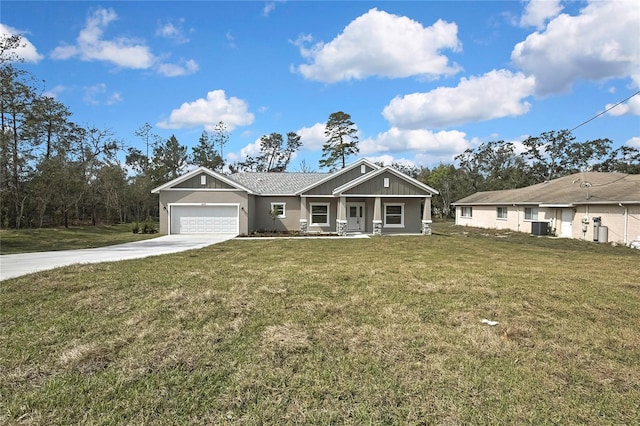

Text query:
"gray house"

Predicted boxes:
[[152, 159, 439, 236]]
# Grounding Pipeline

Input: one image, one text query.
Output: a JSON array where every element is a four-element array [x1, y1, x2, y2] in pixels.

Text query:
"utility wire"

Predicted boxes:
[[569, 90, 640, 132]]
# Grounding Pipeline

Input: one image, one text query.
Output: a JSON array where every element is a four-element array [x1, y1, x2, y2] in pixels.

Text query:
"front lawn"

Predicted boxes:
[[1, 226, 639, 424], [0, 224, 158, 254]]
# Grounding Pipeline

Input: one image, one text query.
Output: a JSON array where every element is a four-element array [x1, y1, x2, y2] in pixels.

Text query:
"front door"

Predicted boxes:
[[560, 208, 573, 238], [347, 202, 365, 232]]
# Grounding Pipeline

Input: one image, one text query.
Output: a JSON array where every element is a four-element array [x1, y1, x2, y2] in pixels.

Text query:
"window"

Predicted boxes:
[[200, 175, 207, 185], [461, 206, 473, 218], [361, 164, 366, 174], [497, 206, 508, 220], [384, 203, 404, 227], [383, 177, 390, 188], [524, 207, 538, 221], [310, 203, 329, 226], [270, 202, 286, 219]]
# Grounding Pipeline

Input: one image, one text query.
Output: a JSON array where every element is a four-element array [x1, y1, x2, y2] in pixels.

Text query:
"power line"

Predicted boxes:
[[569, 90, 640, 132]]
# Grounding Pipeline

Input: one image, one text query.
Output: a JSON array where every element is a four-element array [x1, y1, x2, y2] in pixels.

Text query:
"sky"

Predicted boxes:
[[2, 0, 639, 172]]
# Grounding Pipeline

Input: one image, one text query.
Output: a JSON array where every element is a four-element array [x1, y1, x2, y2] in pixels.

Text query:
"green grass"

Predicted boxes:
[[1, 223, 639, 424], [0, 224, 158, 254]]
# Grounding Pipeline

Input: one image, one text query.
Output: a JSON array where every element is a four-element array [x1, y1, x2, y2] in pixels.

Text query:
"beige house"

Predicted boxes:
[[452, 172, 640, 245], [152, 159, 439, 236]]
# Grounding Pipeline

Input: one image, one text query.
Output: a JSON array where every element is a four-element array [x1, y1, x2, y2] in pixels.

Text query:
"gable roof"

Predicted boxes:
[[453, 172, 640, 206], [332, 166, 439, 195], [296, 158, 381, 195], [228, 172, 327, 195], [151, 166, 255, 194]]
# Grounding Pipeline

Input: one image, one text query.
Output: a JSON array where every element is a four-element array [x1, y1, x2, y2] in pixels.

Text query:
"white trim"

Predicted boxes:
[[336, 194, 430, 198], [333, 166, 439, 195], [160, 188, 246, 192], [383, 202, 404, 228], [167, 203, 240, 235], [309, 202, 330, 226], [270, 202, 286, 218], [151, 166, 254, 194], [297, 158, 380, 195]]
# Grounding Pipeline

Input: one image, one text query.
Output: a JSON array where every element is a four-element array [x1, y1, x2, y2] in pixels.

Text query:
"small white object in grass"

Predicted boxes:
[[481, 318, 499, 326]]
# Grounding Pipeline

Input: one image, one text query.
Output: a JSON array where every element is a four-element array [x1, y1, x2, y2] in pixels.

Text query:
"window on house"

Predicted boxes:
[[270, 202, 286, 219], [497, 206, 508, 220], [361, 164, 366, 173], [461, 206, 473, 218], [310, 203, 329, 226], [200, 175, 207, 185], [383, 177, 390, 188], [384, 203, 404, 227], [524, 207, 538, 221]]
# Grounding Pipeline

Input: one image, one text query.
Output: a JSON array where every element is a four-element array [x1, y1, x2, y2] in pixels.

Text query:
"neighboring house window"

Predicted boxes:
[[497, 206, 508, 220], [384, 203, 404, 227], [310, 203, 329, 226], [524, 207, 538, 221], [461, 206, 473, 218], [270, 202, 286, 219]]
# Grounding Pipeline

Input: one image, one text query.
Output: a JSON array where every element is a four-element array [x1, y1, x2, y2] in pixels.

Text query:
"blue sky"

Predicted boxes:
[[3, 0, 639, 171]]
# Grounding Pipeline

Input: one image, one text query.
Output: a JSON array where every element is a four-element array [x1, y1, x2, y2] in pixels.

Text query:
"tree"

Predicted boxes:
[[191, 130, 223, 170], [149, 135, 187, 184], [594, 145, 640, 174], [211, 121, 229, 170], [319, 111, 359, 170], [134, 122, 157, 171], [234, 131, 302, 172]]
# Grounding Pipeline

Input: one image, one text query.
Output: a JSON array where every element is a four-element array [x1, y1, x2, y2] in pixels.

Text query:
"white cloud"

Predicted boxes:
[[156, 59, 199, 77], [360, 127, 471, 158], [50, 7, 198, 77], [606, 95, 640, 116], [512, 0, 640, 95], [43, 85, 65, 99], [83, 83, 122, 105], [626, 136, 640, 147], [156, 19, 190, 44], [0, 24, 44, 63], [296, 123, 326, 151], [383, 69, 535, 129], [519, 0, 563, 29], [157, 90, 255, 132], [294, 8, 461, 83], [51, 8, 155, 68]]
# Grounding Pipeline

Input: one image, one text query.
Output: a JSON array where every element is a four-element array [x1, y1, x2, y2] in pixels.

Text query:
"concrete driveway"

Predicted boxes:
[[0, 234, 236, 281]]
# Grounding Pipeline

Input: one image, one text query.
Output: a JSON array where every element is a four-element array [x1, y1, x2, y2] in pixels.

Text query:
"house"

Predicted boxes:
[[452, 172, 640, 245], [151, 159, 439, 236]]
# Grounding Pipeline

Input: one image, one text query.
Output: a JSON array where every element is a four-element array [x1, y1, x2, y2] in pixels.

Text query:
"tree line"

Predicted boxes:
[[1, 35, 638, 228]]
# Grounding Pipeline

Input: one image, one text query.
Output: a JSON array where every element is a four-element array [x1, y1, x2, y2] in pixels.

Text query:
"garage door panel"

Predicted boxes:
[[171, 206, 238, 234]]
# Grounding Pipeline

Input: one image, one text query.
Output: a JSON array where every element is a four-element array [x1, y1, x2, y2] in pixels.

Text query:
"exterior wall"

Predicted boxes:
[[381, 197, 422, 234], [158, 190, 249, 235], [456, 204, 640, 245], [303, 165, 375, 196], [304, 197, 339, 233], [174, 173, 235, 189], [253, 196, 301, 232], [344, 171, 430, 196]]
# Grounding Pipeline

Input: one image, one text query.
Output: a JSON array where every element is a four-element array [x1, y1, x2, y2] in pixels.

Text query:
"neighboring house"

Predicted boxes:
[[452, 172, 640, 245], [151, 159, 439, 236]]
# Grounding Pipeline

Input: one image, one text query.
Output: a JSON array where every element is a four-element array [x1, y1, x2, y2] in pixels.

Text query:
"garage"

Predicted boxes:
[[170, 205, 239, 235]]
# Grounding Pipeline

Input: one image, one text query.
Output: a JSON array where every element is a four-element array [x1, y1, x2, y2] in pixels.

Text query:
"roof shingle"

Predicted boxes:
[[228, 172, 329, 195]]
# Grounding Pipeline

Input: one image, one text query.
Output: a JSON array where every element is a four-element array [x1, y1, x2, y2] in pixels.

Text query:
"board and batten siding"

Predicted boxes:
[[302, 165, 375, 196], [343, 171, 430, 196], [174, 173, 236, 189]]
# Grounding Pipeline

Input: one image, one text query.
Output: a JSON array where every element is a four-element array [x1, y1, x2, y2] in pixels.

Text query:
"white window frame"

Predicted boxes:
[[200, 175, 207, 185], [309, 202, 330, 226], [384, 203, 404, 228], [270, 202, 286, 219], [383, 177, 390, 188], [496, 206, 508, 220], [461, 206, 473, 218], [524, 207, 538, 221]]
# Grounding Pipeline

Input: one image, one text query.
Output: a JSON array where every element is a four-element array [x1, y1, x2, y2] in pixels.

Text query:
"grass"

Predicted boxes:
[[0, 224, 158, 254], [1, 223, 639, 424]]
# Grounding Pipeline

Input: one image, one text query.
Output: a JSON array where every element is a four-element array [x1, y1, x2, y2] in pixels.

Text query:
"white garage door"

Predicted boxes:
[[170, 205, 239, 234]]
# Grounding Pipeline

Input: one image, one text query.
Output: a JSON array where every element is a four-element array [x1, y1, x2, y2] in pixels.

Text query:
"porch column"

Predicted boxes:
[[373, 196, 382, 236], [299, 196, 308, 234], [336, 196, 347, 236], [422, 196, 433, 235]]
